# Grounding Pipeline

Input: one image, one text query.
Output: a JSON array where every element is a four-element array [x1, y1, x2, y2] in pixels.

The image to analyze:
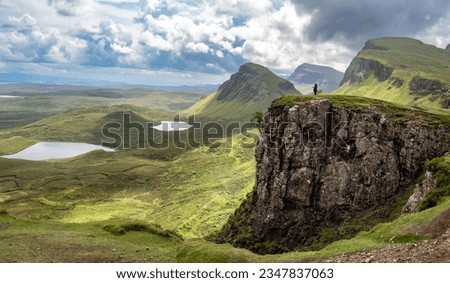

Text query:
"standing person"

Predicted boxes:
[[313, 83, 318, 95]]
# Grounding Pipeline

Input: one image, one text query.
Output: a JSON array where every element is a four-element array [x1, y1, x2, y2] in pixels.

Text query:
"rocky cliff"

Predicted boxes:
[[218, 96, 449, 253], [340, 57, 393, 85]]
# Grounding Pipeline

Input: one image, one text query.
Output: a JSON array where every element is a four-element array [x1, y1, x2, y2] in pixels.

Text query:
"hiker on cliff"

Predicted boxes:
[[313, 83, 318, 95]]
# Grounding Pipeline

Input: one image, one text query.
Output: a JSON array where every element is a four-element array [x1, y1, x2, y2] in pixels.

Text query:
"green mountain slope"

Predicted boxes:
[[335, 37, 450, 110], [183, 63, 300, 122]]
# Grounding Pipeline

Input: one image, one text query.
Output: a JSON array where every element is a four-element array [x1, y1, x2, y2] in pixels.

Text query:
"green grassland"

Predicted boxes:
[[2, 185, 450, 262], [273, 94, 450, 126], [0, 105, 171, 149], [0, 130, 256, 236], [1, 90, 450, 262], [334, 37, 450, 110], [0, 88, 203, 129]]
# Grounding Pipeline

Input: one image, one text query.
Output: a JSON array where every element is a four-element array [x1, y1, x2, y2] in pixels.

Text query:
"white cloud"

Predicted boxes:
[[186, 42, 209, 53], [8, 13, 37, 27], [0, 0, 448, 85], [416, 11, 450, 48]]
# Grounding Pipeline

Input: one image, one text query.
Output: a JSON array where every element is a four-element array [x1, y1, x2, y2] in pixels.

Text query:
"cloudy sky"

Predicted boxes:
[[0, 0, 449, 85]]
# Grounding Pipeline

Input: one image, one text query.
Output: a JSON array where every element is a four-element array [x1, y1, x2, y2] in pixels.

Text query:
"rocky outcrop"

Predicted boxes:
[[442, 98, 450, 109], [363, 40, 390, 51], [218, 99, 449, 253], [340, 57, 393, 85], [409, 76, 449, 96], [402, 171, 436, 213], [389, 77, 404, 88]]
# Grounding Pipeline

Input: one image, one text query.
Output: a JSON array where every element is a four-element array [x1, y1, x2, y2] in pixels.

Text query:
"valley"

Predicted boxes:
[[0, 37, 449, 263]]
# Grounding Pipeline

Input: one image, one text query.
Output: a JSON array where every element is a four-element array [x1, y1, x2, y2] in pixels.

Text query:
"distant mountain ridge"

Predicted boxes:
[[183, 62, 300, 122], [287, 63, 344, 93]]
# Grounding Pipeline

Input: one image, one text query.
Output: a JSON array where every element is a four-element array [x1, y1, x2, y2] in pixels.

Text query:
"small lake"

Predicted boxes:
[[1, 142, 115, 161], [0, 95, 21, 99], [153, 121, 193, 131]]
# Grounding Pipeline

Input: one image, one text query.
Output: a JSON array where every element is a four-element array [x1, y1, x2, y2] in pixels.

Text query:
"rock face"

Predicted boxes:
[[288, 63, 344, 93], [340, 57, 393, 85], [403, 171, 436, 213], [442, 98, 450, 109], [218, 99, 449, 253], [409, 76, 449, 96]]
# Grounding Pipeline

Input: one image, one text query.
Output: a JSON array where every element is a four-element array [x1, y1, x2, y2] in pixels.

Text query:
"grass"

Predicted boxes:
[[272, 94, 450, 126], [0, 127, 257, 239], [0, 124, 258, 262], [173, 198, 450, 262], [334, 37, 450, 111], [0, 212, 180, 263], [0, 105, 173, 147], [1, 85, 449, 262], [3, 196, 449, 262], [0, 116, 448, 262], [0, 88, 202, 130], [0, 136, 37, 155]]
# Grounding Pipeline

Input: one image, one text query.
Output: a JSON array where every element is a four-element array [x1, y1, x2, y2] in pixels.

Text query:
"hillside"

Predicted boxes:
[[288, 63, 344, 93], [183, 63, 300, 122], [335, 37, 450, 110]]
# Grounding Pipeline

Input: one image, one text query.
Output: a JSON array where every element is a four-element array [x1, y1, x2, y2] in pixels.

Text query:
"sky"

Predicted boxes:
[[0, 0, 449, 85]]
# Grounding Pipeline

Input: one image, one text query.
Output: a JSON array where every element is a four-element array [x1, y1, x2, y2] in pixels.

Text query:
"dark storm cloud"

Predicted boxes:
[[291, 0, 450, 47]]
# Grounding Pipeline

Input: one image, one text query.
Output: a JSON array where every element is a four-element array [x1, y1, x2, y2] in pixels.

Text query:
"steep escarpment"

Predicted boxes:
[[340, 57, 393, 85], [218, 96, 449, 254], [336, 37, 450, 110]]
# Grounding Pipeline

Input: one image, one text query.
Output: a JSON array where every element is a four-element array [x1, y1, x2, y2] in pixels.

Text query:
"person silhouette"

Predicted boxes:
[[313, 83, 318, 95]]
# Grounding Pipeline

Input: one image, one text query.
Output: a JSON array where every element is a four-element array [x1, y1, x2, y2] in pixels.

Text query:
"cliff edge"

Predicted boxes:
[[218, 96, 450, 254]]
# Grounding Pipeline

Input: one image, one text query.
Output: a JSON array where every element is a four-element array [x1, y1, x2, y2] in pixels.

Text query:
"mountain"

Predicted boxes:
[[218, 95, 450, 254], [182, 62, 300, 122], [335, 37, 450, 109], [287, 63, 344, 93]]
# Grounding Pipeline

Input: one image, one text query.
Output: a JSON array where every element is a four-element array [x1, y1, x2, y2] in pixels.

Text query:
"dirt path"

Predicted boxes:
[[325, 229, 450, 263], [325, 209, 450, 263]]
